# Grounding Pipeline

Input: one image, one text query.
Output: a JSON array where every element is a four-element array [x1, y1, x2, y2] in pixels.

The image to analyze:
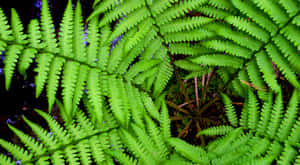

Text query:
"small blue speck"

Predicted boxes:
[[29, 83, 35, 88], [6, 118, 16, 125], [33, 0, 42, 9], [83, 31, 88, 46]]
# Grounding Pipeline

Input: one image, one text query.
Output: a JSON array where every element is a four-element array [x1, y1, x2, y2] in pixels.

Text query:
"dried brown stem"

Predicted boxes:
[[165, 100, 190, 115], [194, 77, 199, 109], [195, 120, 205, 146], [177, 119, 193, 138]]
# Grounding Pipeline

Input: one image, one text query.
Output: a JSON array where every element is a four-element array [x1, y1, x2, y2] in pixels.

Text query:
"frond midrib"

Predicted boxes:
[[0, 38, 154, 96]]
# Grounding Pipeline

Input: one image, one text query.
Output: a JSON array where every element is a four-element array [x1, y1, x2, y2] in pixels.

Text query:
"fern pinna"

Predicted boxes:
[[176, 0, 300, 100]]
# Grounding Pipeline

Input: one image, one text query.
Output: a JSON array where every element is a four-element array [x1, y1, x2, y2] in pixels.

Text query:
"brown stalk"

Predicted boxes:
[[165, 100, 190, 115], [195, 120, 205, 146], [177, 119, 193, 138], [195, 77, 199, 109]]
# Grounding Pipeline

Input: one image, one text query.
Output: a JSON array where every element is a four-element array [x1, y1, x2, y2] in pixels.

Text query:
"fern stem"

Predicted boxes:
[[170, 116, 187, 120], [195, 120, 205, 146], [178, 100, 195, 108], [198, 95, 220, 115], [177, 119, 192, 138], [195, 77, 200, 108], [165, 100, 190, 115]]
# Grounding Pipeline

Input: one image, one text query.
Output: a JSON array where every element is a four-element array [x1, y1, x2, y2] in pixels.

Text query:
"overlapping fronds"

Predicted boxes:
[[176, 0, 300, 98], [0, 100, 214, 165], [0, 0, 173, 125], [1, 0, 300, 165], [89, 0, 219, 97], [0, 108, 119, 165], [198, 89, 300, 164]]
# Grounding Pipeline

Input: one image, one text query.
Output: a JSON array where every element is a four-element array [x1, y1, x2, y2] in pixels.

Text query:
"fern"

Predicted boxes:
[[88, 0, 219, 97], [199, 89, 300, 164], [1, 0, 300, 165], [0, 0, 177, 123], [176, 0, 300, 97], [0, 108, 119, 164]]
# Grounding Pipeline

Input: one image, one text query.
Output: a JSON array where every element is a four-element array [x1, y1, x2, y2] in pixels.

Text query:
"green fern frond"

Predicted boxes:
[[202, 88, 300, 164], [164, 28, 214, 43], [88, 0, 122, 21], [160, 16, 213, 34], [0, 139, 32, 162], [160, 98, 171, 139], [174, 59, 203, 71], [11, 9, 27, 44], [197, 125, 235, 136], [232, 0, 278, 35], [0, 8, 13, 41], [256, 51, 281, 93], [277, 90, 299, 141], [59, 0, 73, 58], [190, 55, 244, 68], [0, 0, 174, 127], [0, 107, 123, 165], [273, 34, 300, 74], [106, 150, 138, 165], [197, 6, 233, 19], [86, 69, 104, 125], [153, 61, 173, 97], [120, 128, 157, 165], [169, 43, 213, 56], [126, 82, 144, 128], [145, 115, 169, 159], [252, 0, 289, 26], [266, 43, 300, 88], [168, 138, 209, 165], [202, 40, 252, 59], [266, 91, 284, 137], [0, 154, 15, 165], [40, 0, 58, 53], [141, 92, 160, 121], [225, 16, 270, 42], [182, 0, 300, 94], [220, 93, 238, 126], [98, 0, 145, 27], [247, 89, 259, 131], [108, 76, 129, 127], [156, 0, 207, 26], [257, 93, 273, 135], [4, 44, 23, 90], [108, 7, 150, 42], [149, 0, 179, 16]]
